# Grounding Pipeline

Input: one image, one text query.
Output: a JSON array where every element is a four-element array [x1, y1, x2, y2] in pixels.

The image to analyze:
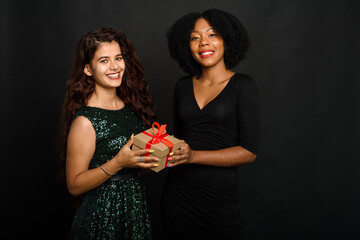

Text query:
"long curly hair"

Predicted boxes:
[[166, 9, 250, 77], [58, 27, 156, 182]]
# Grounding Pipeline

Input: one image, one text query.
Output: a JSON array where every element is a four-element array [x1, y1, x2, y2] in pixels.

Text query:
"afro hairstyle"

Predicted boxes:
[[166, 9, 250, 77]]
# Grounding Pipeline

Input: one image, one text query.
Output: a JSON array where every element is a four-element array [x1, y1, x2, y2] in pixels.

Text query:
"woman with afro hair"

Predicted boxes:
[[162, 9, 260, 240]]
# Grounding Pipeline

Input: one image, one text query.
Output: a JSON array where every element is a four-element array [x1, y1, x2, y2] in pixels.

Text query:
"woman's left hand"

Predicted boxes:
[[167, 140, 192, 167]]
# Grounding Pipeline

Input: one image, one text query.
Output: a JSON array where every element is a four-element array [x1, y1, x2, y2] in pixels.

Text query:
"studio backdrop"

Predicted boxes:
[[0, 0, 358, 239]]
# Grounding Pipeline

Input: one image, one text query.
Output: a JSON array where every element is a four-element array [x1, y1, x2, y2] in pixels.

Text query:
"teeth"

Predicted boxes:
[[200, 51, 213, 55], [107, 73, 119, 78]]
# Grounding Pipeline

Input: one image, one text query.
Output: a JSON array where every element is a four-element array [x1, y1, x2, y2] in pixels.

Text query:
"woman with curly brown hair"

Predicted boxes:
[[59, 27, 157, 240], [162, 9, 260, 240]]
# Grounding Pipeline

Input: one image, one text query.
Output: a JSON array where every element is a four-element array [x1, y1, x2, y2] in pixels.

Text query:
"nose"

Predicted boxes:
[[110, 60, 119, 70], [200, 37, 209, 46]]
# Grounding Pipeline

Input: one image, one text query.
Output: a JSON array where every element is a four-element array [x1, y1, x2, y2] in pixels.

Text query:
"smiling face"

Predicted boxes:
[[84, 40, 125, 90], [189, 18, 225, 70]]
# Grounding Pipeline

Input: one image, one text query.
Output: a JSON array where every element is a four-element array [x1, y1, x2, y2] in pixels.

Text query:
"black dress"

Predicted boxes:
[[162, 73, 259, 240]]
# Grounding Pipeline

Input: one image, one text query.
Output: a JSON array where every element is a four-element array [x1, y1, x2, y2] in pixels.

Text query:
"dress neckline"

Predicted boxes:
[[191, 73, 236, 111], [84, 105, 127, 112]]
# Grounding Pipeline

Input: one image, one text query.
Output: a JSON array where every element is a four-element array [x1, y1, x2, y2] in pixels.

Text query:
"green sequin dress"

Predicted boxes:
[[68, 105, 152, 240]]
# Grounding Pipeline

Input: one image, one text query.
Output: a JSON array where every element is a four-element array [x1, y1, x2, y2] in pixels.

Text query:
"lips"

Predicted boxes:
[[106, 72, 120, 80], [199, 49, 215, 58]]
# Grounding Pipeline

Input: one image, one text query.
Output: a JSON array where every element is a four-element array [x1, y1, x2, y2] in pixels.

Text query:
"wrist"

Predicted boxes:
[[100, 165, 117, 176], [103, 157, 124, 174], [113, 154, 126, 169], [186, 150, 195, 164]]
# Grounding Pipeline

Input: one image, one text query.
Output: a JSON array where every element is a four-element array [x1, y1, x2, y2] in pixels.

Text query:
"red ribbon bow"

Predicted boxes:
[[142, 122, 173, 167]]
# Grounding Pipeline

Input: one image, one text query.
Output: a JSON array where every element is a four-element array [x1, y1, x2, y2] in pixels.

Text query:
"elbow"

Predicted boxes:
[[67, 186, 81, 197], [232, 147, 257, 166], [237, 145, 257, 164], [66, 172, 87, 197], [68, 190, 81, 197], [232, 152, 256, 167], [68, 188, 83, 197], [248, 153, 257, 163], [67, 182, 83, 197], [243, 146, 257, 163]]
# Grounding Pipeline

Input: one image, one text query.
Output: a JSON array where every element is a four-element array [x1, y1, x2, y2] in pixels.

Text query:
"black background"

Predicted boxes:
[[0, 0, 358, 239]]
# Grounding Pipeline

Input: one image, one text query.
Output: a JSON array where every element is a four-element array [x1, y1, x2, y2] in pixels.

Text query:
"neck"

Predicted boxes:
[[88, 86, 123, 110], [198, 63, 233, 84]]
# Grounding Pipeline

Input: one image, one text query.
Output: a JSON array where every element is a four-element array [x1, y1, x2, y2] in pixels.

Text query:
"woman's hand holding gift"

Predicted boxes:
[[167, 140, 193, 167]]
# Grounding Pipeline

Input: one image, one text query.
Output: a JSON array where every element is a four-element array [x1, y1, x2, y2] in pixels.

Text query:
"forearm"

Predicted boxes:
[[189, 146, 256, 167], [67, 158, 123, 197]]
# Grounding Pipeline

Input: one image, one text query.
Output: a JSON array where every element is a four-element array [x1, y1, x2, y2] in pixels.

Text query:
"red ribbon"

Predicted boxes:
[[142, 122, 173, 167]]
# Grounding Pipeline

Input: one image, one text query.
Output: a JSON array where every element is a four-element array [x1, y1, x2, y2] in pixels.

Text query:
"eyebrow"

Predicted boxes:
[[97, 53, 122, 61]]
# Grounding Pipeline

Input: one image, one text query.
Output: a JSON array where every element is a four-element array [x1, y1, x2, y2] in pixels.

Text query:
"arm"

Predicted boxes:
[[66, 116, 159, 196], [169, 143, 256, 167], [170, 75, 259, 167]]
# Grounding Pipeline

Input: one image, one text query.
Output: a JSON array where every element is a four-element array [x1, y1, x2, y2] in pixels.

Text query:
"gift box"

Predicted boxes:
[[132, 122, 181, 172]]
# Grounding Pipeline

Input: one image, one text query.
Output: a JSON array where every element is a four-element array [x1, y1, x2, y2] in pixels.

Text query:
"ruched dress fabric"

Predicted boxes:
[[162, 73, 260, 240], [68, 106, 152, 240]]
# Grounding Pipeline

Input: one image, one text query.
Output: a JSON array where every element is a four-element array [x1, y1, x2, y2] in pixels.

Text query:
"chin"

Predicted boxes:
[[109, 81, 122, 88], [200, 62, 217, 68]]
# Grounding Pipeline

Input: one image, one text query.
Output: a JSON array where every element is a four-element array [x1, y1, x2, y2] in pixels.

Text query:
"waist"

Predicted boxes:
[[168, 165, 238, 188], [107, 171, 140, 181]]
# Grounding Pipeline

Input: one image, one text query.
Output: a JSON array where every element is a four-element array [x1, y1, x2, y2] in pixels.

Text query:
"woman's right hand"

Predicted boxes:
[[167, 140, 193, 167], [114, 134, 160, 169]]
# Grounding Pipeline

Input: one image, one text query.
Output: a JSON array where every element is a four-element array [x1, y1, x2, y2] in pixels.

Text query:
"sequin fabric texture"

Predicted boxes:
[[68, 106, 152, 240]]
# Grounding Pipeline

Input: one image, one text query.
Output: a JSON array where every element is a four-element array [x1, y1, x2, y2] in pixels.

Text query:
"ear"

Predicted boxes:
[[84, 64, 92, 76]]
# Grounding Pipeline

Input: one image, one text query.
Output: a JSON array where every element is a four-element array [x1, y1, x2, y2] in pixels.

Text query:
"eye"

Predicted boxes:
[[116, 56, 123, 61], [209, 33, 217, 37], [100, 59, 108, 63], [190, 36, 200, 41]]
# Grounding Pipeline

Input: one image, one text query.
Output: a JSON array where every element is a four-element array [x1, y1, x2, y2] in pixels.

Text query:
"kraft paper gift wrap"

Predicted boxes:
[[132, 122, 181, 172]]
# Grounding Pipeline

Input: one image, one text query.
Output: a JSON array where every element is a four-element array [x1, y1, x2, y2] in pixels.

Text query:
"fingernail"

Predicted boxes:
[[131, 133, 134, 139], [154, 164, 159, 167], [167, 165, 172, 168], [169, 152, 174, 156], [167, 157, 172, 161], [149, 150, 155, 153]]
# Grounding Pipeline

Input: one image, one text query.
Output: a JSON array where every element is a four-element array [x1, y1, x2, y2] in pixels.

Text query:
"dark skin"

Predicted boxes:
[[168, 18, 256, 167]]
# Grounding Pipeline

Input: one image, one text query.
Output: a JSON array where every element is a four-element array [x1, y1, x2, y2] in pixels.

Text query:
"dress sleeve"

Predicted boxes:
[[236, 76, 260, 154]]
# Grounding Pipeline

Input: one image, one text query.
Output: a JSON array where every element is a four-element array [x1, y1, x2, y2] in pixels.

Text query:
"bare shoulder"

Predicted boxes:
[[68, 116, 96, 141], [71, 115, 93, 129]]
